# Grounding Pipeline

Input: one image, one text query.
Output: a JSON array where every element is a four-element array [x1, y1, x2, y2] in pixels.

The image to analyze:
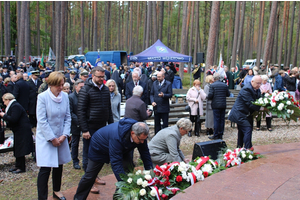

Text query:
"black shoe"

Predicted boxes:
[[9, 168, 18, 172], [209, 129, 214, 135], [208, 136, 220, 140], [73, 164, 81, 170], [188, 131, 192, 137], [12, 169, 25, 174], [53, 192, 66, 200], [195, 132, 200, 137], [206, 130, 210, 135]]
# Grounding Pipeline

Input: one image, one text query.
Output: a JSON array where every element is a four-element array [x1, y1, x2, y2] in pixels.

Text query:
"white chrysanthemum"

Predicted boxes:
[[201, 164, 213, 173], [264, 98, 269, 104], [127, 178, 133, 184], [136, 170, 142, 175], [137, 178, 143, 185], [275, 96, 279, 101], [278, 106, 283, 111], [143, 170, 150, 175], [286, 101, 291, 105], [159, 189, 162, 196], [279, 95, 284, 100], [291, 110, 294, 114], [265, 93, 270, 97], [279, 103, 284, 107], [142, 180, 148, 188], [284, 94, 288, 98], [271, 102, 276, 107], [182, 172, 188, 180], [178, 166, 185, 172], [242, 153, 246, 158], [150, 188, 156, 197], [144, 174, 151, 181], [139, 189, 146, 196], [287, 109, 291, 114], [249, 155, 253, 159]]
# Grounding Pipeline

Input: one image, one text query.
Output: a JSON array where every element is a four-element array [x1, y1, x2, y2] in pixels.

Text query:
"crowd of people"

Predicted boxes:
[[1, 55, 300, 199]]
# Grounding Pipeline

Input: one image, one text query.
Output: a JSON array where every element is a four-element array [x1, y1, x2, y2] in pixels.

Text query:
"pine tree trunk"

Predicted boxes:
[[152, 1, 157, 43], [37, 2, 40, 56], [59, 2, 66, 70], [143, 2, 147, 50], [237, 2, 246, 64], [167, 2, 171, 47], [292, 2, 300, 68], [263, 2, 277, 67], [188, 2, 195, 73], [16, 2, 21, 60], [283, 2, 290, 67], [25, 2, 31, 62], [158, 1, 164, 41], [118, 1, 121, 50], [272, 4, 280, 64], [52, 2, 55, 52], [80, 1, 84, 54], [256, 2, 265, 67], [230, 2, 240, 70], [205, 1, 220, 76], [4, 2, 10, 56], [18, 2, 26, 63], [175, 1, 181, 52], [278, 2, 287, 68], [286, 1, 295, 67], [128, 1, 133, 53], [145, 1, 151, 48], [193, 1, 199, 65], [93, 1, 97, 51], [179, 1, 188, 79], [55, 2, 61, 70], [226, 3, 233, 65]]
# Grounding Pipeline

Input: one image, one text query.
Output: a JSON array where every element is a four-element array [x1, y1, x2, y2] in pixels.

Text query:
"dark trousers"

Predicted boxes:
[[37, 165, 63, 200], [154, 112, 169, 134], [257, 117, 272, 129], [29, 114, 37, 128], [237, 125, 253, 149], [190, 115, 200, 133], [15, 156, 25, 171], [71, 134, 81, 165], [82, 129, 97, 172], [212, 108, 225, 138]]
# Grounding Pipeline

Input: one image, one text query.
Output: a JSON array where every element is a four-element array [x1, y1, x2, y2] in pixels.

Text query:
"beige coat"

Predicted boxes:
[[186, 86, 207, 116]]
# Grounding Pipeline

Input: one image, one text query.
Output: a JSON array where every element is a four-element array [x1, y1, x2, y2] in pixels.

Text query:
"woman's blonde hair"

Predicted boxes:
[[205, 75, 214, 83], [105, 79, 119, 95], [4, 77, 10, 85], [193, 79, 201, 86], [47, 71, 65, 86], [2, 93, 15, 101]]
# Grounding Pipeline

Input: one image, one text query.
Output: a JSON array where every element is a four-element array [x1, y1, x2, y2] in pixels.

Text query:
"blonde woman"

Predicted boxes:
[[105, 79, 121, 122]]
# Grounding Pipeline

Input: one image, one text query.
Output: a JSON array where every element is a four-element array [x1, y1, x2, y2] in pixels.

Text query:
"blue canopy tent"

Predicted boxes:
[[129, 39, 192, 63]]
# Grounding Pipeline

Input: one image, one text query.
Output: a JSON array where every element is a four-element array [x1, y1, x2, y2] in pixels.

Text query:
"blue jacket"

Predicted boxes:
[[172, 75, 182, 89], [88, 118, 152, 181], [150, 79, 173, 113], [273, 74, 286, 91], [207, 80, 230, 109], [228, 83, 261, 126]]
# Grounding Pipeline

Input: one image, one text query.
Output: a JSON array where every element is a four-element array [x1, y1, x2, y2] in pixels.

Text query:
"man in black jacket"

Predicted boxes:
[[6, 74, 17, 93], [164, 65, 174, 84], [27, 71, 42, 128], [207, 72, 230, 140], [77, 66, 113, 192], [228, 76, 262, 150], [125, 72, 148, 103], [13, 72, 30, 111], [69, 79, 85, 170]]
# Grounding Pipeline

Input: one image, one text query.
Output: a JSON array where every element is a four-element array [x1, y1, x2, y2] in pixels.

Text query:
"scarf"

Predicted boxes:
[[47, 87, 62, 103], [5, 99, 16, 113]]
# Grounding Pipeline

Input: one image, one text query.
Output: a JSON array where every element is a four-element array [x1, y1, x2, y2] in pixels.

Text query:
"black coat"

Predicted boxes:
[[228, 83, 261, 127], [125, 81, 148, 103], [66, 77, 78, 92], [13, 79, 30, 111], [6, 81, 14, 93], [77, 77, 113, 133], [150, 79, 172, 113], [207, 80, 230, 109], [285, 76, 296, 92], [69, 91, 81, 136], [165, 70, 175, 84], [105, 70, 111, 80], [3, 101, 33, 157], [1, 72, 9, 80], [27, 78, 42, 115]]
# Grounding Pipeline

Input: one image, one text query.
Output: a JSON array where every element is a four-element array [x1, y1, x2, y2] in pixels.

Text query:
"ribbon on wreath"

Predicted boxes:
[[188, 172, 197, 185], [151, 186, 161, 200], [166, 186, 180, 195], [147, 177, 164, 186], [195, 156, 210, 170]]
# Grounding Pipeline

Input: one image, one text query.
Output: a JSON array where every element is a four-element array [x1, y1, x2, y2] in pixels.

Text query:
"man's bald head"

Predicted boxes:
[[251, 75, 262, 90]]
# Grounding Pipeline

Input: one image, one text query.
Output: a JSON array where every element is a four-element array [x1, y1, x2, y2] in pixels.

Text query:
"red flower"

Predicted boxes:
[[162, 194, 168, 199], [163, 180, 170, 187], [163, 170, 171, 177], [171, 189, 178, 195], [176, 175, 183, 182], [272, 99, 276, 103], [215, 161, 218, 166], [155, 172, 161, 176], [203, 171, 208, 177]]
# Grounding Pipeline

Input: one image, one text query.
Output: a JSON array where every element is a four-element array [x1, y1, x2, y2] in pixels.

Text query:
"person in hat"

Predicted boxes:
[[26, 63, 34, 73], [1, 65, 9, 80], [28, 70, 42, 127], [38, 70, 52, 94], [66, 70, 78, 91], [80, 70, 89, 83]]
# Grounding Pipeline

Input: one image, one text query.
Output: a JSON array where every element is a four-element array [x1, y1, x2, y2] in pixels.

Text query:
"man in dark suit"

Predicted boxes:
[[150, 71, 173, 134], [124, 85, 152, 122], [125, 72, 148, 103], [207, 72, 230, 140], [6, 74, 17, 93], [164, 64, 175, 84], [27, 70, 42, 128], [13, 72, 30, 111], [69, 79, 85, 170], [1, 66, 9, 80], [228, 76, 262, 150]]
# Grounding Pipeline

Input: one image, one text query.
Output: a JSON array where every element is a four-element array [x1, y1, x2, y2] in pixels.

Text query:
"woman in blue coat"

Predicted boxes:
[[36, 71, 71, 200]]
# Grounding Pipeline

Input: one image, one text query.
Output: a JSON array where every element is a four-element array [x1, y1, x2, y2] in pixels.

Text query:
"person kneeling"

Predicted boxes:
[[148, 118, 192, 167]]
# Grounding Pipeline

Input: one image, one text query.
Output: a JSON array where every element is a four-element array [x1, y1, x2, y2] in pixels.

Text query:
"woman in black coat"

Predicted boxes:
[[0, 93, 33, 173]]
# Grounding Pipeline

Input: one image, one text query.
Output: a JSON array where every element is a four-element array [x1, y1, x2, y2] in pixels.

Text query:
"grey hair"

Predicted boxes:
[[74, 79, 84, 86], [261, 75, 268, 81], [105, 79, 119, 95], [213, 72, 221, 80], [132, 85, 143, 96], [132, 122, 149, 136], [64, 82, 70, 87], [176, 118, 192, 131]]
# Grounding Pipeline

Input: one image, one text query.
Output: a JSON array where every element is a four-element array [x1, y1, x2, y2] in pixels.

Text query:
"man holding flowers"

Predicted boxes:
[[228, 75, 262, 150]]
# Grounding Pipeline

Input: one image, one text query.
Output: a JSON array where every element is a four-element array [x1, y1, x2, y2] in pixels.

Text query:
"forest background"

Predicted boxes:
[[0, 1, 299, 78]]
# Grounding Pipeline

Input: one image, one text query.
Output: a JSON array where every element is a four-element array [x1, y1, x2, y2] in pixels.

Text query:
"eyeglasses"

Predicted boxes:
[[136, 135, 147, 143], [94, 75, 105, 79]]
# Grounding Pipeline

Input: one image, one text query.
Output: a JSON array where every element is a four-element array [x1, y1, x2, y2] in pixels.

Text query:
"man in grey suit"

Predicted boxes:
[[124, 85, 152, 122], [148, 118, 192, 167]]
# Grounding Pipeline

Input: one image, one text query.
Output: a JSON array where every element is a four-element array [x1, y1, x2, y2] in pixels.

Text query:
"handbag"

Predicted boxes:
[[185, 105, 191, 112]]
